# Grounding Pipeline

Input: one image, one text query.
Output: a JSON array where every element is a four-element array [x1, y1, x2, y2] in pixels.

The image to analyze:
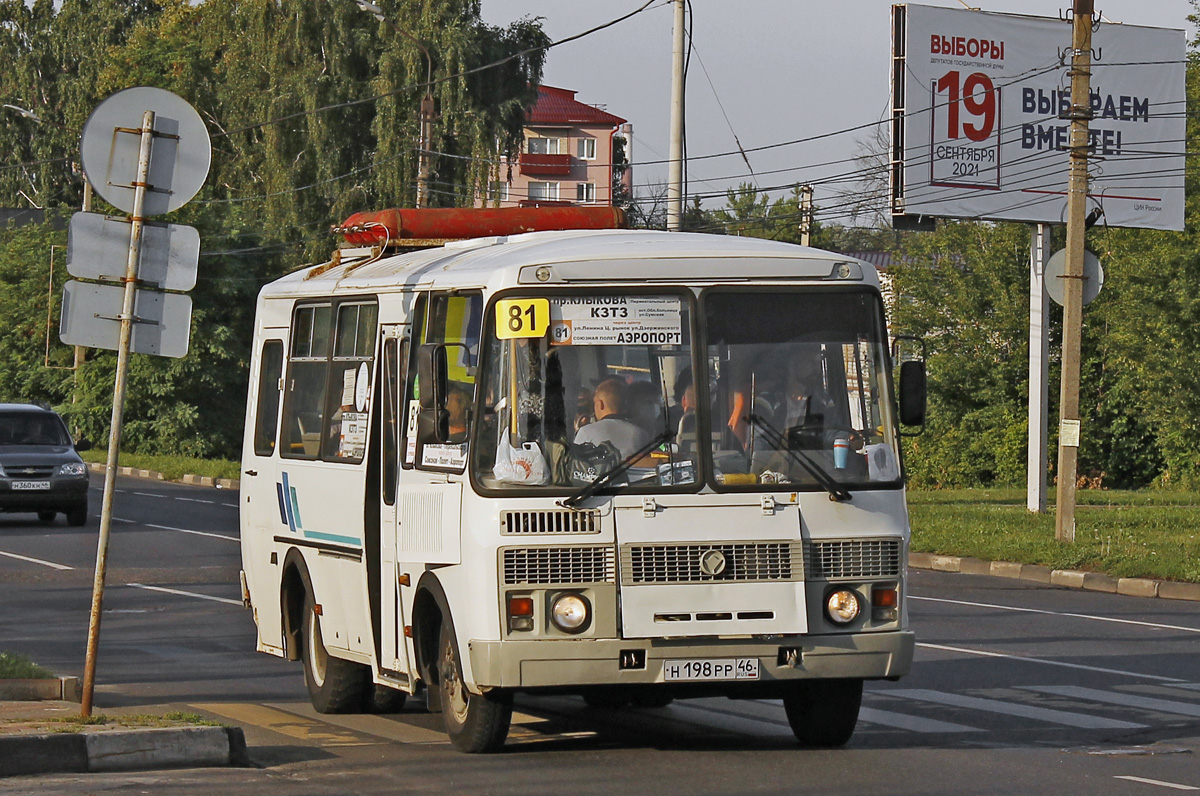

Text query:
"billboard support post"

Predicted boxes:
[[1054, 0, 1094, 543], [1027, 223, 1050, 513]]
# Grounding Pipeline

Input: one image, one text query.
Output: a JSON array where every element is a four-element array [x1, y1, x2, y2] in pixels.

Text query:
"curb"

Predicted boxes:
[[0, 726, 247, 777], [0, 678, 80, 702], [909, 552, 1200, 602], [86, 463, 239, 491]]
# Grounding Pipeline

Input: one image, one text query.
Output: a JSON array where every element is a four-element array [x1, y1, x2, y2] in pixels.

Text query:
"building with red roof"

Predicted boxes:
[[483, 85, 629, 209]]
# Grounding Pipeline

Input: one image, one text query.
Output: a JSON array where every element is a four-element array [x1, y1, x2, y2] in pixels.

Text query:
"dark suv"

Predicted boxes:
[[0, 404, 90, 526]]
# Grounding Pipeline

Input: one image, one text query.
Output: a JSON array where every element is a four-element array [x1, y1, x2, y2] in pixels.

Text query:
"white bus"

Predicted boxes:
[[239, 210, 926, 752]]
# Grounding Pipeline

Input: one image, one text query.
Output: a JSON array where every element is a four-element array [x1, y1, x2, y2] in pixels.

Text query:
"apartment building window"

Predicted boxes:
[[488, 181, 510, 202], [577, 138, 596, 160], [576, 182, 596, 203], [527, 137, 563, 155], [528, 182, 559, 201]]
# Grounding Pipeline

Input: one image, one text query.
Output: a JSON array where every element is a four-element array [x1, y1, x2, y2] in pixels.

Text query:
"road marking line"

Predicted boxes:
[[1114, 776, 1199, 791], [113, 518, 238, 542], [858, 706, 984, 734], [192, 703, 377, 746], [887, 689, 1146, 729], [132, 492, 167, 499], [174, 497, 216, 505], [0, 550, 73, 570], [1023, 686, 1200, 718], [916, 642, 1186, 682], [911, 595, 1200, 634], [126, 583, 242, 606]]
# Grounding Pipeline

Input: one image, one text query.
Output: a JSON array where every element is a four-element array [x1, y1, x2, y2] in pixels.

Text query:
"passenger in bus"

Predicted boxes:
[[571, 377, 650, 461], [446, 385, 470, 442], [626, 379, 666, 437]]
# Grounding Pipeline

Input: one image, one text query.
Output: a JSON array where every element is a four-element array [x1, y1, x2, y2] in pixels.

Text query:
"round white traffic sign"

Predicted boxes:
[[1045, 249, 1104, 307], [80, 87, 211, 216]]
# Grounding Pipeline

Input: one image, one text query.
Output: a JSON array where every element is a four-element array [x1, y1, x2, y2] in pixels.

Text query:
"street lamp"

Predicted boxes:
[[355, 0, 436, 208]]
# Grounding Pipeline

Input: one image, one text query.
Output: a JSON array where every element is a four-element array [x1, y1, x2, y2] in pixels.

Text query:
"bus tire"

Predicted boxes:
[[369, 684, 408, 714], [782, 679, 862, 748], [437, 624, 511, 753], [302, 592, 368, 713]]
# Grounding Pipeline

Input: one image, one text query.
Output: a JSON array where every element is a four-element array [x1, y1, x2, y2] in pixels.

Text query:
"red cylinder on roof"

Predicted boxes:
[[337, 206, 625, 245]]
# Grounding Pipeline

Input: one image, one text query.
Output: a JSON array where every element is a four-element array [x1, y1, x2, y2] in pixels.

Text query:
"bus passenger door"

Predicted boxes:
[[378, 328, 414, 676]]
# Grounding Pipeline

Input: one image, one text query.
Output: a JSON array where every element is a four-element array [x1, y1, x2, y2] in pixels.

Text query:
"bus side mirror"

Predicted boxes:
[[898, 360, 927, 428], [416, 343, 449, 445]]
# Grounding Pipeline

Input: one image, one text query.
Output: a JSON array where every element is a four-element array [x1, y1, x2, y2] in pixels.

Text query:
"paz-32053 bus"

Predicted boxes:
[[239, 207, 926, 752]]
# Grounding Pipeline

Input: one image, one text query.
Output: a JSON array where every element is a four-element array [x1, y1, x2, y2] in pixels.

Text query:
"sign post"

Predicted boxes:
[[66, 87, 211, 717]]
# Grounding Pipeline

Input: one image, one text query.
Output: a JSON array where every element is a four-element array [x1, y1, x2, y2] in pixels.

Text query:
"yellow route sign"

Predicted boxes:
[[495, 298, 549, 339]]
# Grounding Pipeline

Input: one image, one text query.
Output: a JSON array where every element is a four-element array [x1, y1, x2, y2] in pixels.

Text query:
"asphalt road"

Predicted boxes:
[[1, 476, 1198, 795]]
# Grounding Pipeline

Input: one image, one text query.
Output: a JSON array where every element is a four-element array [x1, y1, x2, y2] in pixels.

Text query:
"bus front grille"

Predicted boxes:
[[499, 509, 600, 535], [621, 542, 804, 585], [502, 546, 615, 585], [803, 539, 902, 580]]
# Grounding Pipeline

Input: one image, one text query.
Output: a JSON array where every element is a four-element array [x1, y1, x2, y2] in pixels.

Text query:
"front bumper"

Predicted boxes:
[[468, 630, 914, 691], [0, 478, 89, 512]]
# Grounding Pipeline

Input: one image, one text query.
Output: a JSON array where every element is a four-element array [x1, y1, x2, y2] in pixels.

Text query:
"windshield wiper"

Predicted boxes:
[[559, 430, 673, 509], [745, 413, 851, 502]]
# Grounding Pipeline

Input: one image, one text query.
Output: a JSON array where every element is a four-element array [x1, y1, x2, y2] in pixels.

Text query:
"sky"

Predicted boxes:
[[478, 0, 1196, 224]]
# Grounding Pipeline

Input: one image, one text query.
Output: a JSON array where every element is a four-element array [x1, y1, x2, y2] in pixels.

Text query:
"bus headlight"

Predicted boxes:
[[550, 593, 590, 634], [825, 589, 861, 625]]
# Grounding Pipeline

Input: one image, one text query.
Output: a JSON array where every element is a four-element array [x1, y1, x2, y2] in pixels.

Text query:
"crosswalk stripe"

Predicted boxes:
[[1022, 686, 1200, 718], [886, 689, 1146, 729], [193, 703, 376, 746], [858, 706, 983, 733]]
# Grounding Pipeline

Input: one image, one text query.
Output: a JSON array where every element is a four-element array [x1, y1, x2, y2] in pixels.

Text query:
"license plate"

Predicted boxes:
[[663, 657, 760, 682], [11, 481, 51, 490]]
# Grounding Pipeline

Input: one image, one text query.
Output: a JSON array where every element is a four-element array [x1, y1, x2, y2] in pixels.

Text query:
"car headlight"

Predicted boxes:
[[549, 593, 590, 634], [58, 462, 88, 476], [825, 589, 861, 625], [0, 464, 6, 477]]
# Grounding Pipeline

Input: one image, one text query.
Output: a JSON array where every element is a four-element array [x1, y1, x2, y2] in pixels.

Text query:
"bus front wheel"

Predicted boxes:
[[437, 623, 511, 753], [302, 592, 368, 713], [782, 678, 863, 748]]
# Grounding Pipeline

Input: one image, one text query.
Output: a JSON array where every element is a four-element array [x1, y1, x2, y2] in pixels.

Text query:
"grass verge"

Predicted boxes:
[[79, 450, 241, 482], [1, 712, 224, 736], [908, 489, 1200, 583], [0, 652, 54, 680]]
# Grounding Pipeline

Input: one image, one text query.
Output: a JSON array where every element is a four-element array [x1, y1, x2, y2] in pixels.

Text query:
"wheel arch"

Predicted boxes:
[[413, 571, 453, 687], [280, 548, 314, 662]]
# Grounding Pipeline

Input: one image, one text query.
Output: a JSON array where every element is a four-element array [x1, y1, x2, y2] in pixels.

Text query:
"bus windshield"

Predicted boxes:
[[470, 287, 901, 494], [702, 288, 901, 490], [471, 292, 694, 492]]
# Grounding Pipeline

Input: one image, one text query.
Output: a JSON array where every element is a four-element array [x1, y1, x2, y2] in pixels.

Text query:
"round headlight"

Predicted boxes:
[[550, 593, 590, 633], [58, 462, 88, 477], [825, 589, 861, 625]]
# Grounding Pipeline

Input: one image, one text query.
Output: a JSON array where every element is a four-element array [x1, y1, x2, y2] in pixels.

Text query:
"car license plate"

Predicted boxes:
[[11, 480, 51, 490], [663, 658, 760, 682]]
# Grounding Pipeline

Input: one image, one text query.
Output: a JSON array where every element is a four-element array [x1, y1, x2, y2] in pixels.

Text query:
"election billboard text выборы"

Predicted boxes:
[[891, 4, 1185, 230]]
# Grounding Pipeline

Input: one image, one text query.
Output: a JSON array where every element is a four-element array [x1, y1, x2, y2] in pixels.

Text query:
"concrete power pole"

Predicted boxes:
[[799, 184, 814, 246], [666, 0, 685, 231], [1054, 0, 1094, 542]]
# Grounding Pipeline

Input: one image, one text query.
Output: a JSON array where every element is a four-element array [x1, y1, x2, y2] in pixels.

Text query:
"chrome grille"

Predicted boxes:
[[502, 546, 615, 585], [804, 539, 902, 580], [621, 542, 804, 585], [500, 509, 600, 535]]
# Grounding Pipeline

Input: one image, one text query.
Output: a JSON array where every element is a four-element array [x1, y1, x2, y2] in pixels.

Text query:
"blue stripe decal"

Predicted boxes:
[[302, 530, 363, 546], [289, 486, 303, 528], [281, 471, 297, 531], [275, 482, 289, 526]]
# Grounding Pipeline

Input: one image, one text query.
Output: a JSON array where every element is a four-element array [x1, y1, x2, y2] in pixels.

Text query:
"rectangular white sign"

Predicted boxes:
[[548, 296, 683, 346], [893, 4, 1185, 230]]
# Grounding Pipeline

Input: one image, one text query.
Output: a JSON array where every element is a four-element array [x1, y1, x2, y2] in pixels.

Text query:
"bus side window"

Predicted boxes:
[[282, 304, 333, 459], [253, 341, 284, 456]]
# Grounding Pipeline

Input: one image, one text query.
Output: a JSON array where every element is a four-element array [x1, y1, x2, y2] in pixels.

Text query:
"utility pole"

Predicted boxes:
[[1054, 0, 1094, 542], [799, 184, 814, 246], [666, 0, 685, 231]]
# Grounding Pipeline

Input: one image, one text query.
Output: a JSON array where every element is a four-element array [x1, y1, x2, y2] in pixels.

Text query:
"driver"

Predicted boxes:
[[750, 355, 835, 471], [572, 377, 650, 460]]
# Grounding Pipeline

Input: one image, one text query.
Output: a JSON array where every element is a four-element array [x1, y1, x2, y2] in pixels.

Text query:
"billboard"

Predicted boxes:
[[891, 4, 1186, 230]]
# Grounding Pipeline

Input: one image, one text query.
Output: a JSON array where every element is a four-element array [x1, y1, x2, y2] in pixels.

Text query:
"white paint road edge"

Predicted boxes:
[[1114, 776, 1199, 791], [911, 595, 1200, 634], [915, 642, 1186, 682]]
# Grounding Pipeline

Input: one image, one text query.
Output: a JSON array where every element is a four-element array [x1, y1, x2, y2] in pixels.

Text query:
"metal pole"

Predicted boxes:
[[81, 109, 155, 717], [1054, 0, 1093, 543], [1027, 223, 1050, 513], [799, 185, 814, 246], [666, 0, 685, 231], [417, 94, 434, 208]]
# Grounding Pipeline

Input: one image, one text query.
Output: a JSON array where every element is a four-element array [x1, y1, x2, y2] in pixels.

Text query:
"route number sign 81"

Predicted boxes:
[[495, 298, 550, 340], [930, 70, 1001, 189]]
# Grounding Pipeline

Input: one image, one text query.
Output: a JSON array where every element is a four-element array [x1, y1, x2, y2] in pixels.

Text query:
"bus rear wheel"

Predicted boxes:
[[437, 624, 511, 753], [782, 679, 863, 748], [302, 593, 368, 713]]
